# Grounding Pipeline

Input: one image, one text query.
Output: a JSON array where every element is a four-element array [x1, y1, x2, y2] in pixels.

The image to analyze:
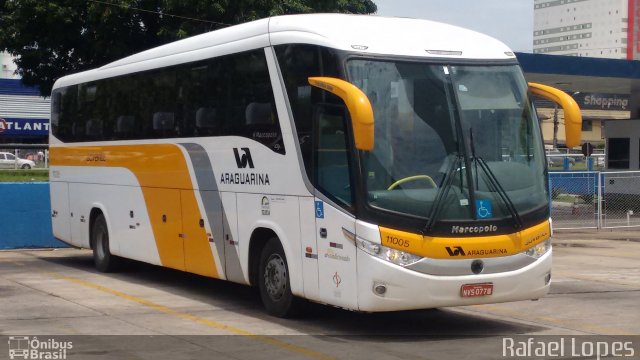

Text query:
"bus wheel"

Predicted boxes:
[[92, 214, 120, 272], [258, 238, 298, 317]]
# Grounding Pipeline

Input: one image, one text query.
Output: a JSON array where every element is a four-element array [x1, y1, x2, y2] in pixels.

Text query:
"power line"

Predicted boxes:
[[87, 0, 230, 28]]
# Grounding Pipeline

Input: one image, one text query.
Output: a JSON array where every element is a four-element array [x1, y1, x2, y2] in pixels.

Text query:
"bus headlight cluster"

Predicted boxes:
[[524, 239, 551, 259], [356, 238, 422, 267]]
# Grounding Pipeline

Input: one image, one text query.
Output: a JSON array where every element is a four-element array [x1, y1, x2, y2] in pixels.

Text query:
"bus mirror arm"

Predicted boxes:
[[528, 82, 582, 148], [308, 77, 374, 151]]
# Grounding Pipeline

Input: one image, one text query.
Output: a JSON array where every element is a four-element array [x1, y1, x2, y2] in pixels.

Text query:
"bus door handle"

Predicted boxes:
[[319, 228, 327, 238]]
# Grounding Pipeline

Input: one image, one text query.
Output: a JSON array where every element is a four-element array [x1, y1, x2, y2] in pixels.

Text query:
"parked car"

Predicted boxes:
[[546, 149, 576, 167], [0, 152, 36, 169]]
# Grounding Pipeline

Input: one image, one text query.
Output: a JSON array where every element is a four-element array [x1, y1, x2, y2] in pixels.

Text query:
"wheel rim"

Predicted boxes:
[[264, 254, 287, 301]]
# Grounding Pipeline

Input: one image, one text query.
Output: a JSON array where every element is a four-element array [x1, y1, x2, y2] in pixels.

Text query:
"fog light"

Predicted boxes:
[[470, 259, 484, 274], [545, 272, 552, 285], [373, 283, 387, 296]]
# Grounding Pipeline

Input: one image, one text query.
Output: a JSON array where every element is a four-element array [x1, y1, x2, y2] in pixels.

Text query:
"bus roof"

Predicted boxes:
[[268, 14, 514, 60], [53, 14, 515, 90]]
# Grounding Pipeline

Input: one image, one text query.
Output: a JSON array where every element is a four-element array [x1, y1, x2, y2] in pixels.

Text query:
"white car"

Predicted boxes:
[[0, 152, 36, 169], [546, 149, 576, 166]]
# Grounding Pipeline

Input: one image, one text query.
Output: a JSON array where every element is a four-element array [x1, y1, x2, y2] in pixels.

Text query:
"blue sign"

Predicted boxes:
[[315, 200, 324, 219], [0, 118, 49, 137], [476, 199, 493, 219]]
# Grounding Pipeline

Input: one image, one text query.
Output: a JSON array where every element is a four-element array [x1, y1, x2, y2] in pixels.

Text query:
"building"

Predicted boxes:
[[534, 93, 629, 147], [533, 0, 632, 59], [1, 52, 20, 79], [0, 52, 50, 145], [533, 1, 638, 148]]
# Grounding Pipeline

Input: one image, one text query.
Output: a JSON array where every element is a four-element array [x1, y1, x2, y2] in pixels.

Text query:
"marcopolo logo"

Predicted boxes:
[[451, 225, 498, 235], [233, 147, 254, 169], [8, 336, 72, 359]]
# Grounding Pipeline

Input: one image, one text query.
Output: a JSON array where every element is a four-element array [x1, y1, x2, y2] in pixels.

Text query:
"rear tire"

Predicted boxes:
[[258, 238, 299, 317], [92, 214, 121, 272]]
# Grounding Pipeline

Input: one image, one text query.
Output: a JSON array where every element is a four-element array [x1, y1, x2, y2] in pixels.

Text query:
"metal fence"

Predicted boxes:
[[1, 147, 638, 230], [550, 170, 640, 230], [546, 152, 605, 172], [549, 171, 599, 230], [601, 171, 640, 228], [0, 146, 48, 170]]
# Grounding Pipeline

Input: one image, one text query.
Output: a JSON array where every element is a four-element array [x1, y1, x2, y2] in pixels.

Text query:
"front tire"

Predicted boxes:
[[92, 214, 121, 272], [21, 164, 31, 169], [258, 238, 299, 317]]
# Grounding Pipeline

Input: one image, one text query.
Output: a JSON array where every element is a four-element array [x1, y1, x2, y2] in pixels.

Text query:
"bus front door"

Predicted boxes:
[[315, 200, 357, 309]]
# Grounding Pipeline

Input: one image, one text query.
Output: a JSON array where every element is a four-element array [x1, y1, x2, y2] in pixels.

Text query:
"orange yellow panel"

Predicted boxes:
[[51, 144, 219, 278], [380, 220, 551, 259]]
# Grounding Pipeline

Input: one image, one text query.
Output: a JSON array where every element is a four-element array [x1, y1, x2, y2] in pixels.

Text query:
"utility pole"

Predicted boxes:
[[552, 103, 558, 149]]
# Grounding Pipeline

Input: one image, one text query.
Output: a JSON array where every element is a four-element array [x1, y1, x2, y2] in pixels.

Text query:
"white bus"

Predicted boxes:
[[49, 14, 581, 317]]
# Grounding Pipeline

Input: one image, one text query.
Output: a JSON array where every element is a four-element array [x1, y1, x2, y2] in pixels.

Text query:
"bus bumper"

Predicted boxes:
[[356, 248, 552, 312]]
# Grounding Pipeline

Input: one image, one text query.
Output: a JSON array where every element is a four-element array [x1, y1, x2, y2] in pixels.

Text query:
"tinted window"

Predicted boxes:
[[275, 44, 342, 179], [51, 49, 284, 154], [275, 44, 355, 210], [608, 138, 629, 169], [314, 105, 354, 208]]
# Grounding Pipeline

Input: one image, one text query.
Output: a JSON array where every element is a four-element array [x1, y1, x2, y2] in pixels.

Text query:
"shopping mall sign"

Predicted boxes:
[[574, 93, 629, 111], [0, 118, 49, 136]]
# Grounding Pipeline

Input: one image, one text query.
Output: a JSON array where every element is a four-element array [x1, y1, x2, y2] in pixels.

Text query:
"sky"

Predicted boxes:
[[374, 0, 534, 52]]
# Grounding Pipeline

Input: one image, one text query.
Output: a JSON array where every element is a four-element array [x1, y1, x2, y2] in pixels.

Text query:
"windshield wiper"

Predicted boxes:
[[468, 127, 522, 228], [424, 154, 462, 233], [473, 156, 523, 229]]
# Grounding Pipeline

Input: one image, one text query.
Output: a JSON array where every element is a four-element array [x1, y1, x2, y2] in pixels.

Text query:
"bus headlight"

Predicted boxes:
[[524, 239, 551, 259], [356, 238, 422, 267]]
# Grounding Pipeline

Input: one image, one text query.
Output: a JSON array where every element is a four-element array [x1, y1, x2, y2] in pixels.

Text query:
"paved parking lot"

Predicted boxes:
[[0, 233, 639, 359]]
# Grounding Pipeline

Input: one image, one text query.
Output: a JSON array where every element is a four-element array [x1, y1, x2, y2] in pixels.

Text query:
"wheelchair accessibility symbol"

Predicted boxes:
[[315, 200, 324, 219], [476, 199, 493, 219]]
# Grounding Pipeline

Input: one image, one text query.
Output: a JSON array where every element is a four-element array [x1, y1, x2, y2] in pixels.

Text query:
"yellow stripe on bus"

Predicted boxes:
[[380, 220, 551, 259], [50, 144, 219, 278]]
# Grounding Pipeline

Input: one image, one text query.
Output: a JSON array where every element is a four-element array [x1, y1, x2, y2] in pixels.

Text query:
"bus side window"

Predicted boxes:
[[115, 116, 136, 139], [194, 107, 218, 136], [226, 50, 285, 154], [275, 44, 342, 181], [313, 104, 354, 209]]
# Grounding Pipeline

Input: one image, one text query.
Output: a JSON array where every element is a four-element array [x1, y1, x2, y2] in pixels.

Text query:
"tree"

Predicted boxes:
[[0, 0, 377, 96]]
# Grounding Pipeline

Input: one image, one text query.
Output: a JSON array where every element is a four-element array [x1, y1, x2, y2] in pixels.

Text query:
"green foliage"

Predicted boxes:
[[0, 170, 49, 182], [0, 0, 376, 96]]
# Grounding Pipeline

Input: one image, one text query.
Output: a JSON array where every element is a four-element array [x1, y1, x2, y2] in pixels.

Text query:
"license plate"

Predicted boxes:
[[460, 283, 493, 297]]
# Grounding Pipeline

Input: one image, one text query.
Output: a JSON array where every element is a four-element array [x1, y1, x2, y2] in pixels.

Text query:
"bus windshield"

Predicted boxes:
[[347, 60, 547, 225]]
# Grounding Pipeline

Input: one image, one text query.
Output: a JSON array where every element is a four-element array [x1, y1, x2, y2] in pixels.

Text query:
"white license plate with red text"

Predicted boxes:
[[460, 283, 494, 297]]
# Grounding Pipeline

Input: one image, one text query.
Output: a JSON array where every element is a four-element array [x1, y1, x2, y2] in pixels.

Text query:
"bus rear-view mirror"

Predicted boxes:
[[308, 77, 374, 151], [528, 82, 582, 148]]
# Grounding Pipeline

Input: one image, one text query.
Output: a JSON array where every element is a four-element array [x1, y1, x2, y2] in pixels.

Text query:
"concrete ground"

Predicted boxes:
[[0, 231, 639, 359]]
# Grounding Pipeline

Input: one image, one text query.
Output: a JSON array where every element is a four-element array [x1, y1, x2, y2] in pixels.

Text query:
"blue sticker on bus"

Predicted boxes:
[[476, 199, 493, 219], [315, 201, 324, 219]]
